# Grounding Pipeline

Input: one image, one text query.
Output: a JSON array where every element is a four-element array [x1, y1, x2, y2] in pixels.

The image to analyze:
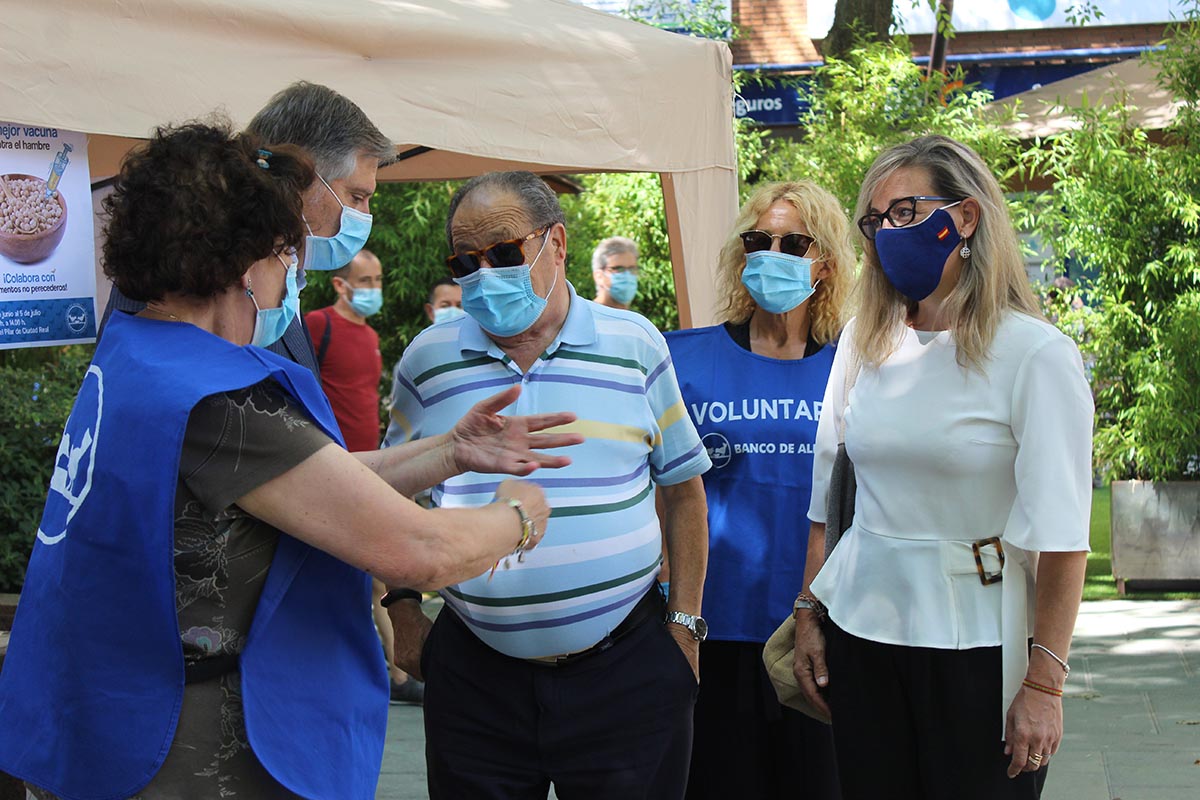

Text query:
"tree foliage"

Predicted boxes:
[[759, 36, 1024, 214], [0, 345, 95, 591], [300, 180, 462, 381], [1019, 2, 1200, 480]]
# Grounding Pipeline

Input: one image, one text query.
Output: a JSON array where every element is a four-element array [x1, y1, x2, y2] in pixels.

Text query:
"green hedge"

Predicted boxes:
[[0, 345, 94, 592]]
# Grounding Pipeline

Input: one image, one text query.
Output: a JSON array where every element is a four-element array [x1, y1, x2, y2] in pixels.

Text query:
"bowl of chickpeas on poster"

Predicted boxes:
[[0, 124, 97, 349]]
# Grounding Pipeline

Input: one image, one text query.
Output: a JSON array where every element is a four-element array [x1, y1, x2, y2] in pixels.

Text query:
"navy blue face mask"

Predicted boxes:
[[873, 206, 962, 302]]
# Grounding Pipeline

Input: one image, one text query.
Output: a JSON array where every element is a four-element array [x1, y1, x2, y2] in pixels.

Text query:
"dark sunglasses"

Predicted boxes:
[[446, 226, 549, 278], [739, 230, 816, 258]]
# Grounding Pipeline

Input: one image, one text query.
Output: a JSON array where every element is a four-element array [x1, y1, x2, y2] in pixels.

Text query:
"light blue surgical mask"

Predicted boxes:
[[607, 270, 639, 305], [741, 250, 818, 314], [302, 174, 372, 271], [456, 233, 556, 337], [347, 286, 383, 317], [248, 252, 300, 348], [432, 306, 466, 325]]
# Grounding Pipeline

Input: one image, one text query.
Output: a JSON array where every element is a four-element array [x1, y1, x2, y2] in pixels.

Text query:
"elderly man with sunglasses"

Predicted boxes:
[[381, 171, 711, 800]]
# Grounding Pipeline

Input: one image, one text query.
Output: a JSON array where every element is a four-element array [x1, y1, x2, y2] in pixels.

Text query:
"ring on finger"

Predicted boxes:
[[1027, 753, 1044, 767]]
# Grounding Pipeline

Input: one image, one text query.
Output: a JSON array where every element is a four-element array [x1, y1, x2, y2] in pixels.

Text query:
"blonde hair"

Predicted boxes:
[[715, 181, 855, 346], [853, 135, 1041, 371]]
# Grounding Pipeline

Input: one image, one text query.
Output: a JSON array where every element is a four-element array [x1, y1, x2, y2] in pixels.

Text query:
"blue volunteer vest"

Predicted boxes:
[[665, 325, 835, 642], [0, 312, 387, 800]]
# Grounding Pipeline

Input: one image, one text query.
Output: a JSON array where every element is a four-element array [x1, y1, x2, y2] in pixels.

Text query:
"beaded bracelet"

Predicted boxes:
[[1022, 678, 1064, 698], [793, 591, 828, 621]]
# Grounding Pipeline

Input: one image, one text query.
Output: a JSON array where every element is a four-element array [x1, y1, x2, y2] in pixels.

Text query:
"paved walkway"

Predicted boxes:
[[1045, 600, 1200, 800], [376, 600, 1200, 800]]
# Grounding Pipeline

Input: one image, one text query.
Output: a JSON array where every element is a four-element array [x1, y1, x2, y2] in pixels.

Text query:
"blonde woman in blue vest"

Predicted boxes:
[[666, 180, 853, 800], [0, 121, 580, 800], [792, 135, 1091, 799]]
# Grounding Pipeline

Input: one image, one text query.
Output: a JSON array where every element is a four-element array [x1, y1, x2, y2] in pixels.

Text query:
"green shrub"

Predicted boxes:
[[1021, 5, 1200, 480], [0, 345, 94, 592]]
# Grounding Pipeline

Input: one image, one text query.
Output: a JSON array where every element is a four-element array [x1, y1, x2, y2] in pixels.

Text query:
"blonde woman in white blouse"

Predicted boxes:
[[791, 135, 1092, 800]]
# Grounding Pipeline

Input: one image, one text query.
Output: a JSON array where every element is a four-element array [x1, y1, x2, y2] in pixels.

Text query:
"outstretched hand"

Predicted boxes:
[[450, 385, 582, 476]]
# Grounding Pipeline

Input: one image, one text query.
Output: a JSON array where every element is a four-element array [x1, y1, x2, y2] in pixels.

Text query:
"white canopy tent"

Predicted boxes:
[[0, 0, 738, 327]]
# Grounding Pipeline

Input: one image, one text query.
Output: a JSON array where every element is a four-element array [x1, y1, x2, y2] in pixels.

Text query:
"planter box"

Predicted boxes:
[[1111, 480, 1200, 594], [0, 593, 17, 632]]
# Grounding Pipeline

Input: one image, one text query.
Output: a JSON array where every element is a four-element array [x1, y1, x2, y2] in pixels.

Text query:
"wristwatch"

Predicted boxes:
[[665, 611, 708, 641]]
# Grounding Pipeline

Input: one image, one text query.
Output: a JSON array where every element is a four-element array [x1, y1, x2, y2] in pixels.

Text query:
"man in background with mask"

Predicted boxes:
[[98, 81, 393, 372], [306, 248, 386, 452], [591, 235, 641, 310], [381, 171, 711, 799], [424, 276, 465, 325]]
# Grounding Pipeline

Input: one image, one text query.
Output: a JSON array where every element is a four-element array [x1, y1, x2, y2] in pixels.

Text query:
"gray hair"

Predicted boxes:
[[246, 82, 394, 180], [591, 236, 639, 272], [445, 171, 566, 249]]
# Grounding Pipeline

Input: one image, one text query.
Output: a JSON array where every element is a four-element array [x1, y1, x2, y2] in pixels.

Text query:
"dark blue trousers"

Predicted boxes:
[[422, 603, 698, 800], [686, 640, 841, 800], [824, 621, 1049, 800]]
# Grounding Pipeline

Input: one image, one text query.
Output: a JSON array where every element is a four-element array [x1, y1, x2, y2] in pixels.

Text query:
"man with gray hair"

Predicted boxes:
[[99, 81, 394, 376], [592, 235, 641, 310], [382, 171, 710, 798]]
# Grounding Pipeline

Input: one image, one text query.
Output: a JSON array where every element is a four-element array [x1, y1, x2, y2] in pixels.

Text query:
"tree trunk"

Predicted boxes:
[[927, 0, 954, 77], [824, 0, 894, 61]]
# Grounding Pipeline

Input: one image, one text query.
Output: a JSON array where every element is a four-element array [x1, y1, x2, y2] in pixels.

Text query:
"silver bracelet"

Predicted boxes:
[[1031, 643, 1070, 676]]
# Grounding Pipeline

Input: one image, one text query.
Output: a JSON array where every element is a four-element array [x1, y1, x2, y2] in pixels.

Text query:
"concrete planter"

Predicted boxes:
[[1110, 481, 1200, 594]]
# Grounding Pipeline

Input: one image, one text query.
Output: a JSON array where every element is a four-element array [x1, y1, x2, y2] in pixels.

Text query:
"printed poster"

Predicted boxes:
[[0, 122, 95, 349]]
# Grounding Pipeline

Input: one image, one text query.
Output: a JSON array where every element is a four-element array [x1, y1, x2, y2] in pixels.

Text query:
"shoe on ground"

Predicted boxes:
[[390, 678, 425, 705]]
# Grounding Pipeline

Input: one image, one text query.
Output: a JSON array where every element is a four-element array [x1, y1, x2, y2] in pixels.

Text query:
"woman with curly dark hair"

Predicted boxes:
[[0, 121, 581, 800]]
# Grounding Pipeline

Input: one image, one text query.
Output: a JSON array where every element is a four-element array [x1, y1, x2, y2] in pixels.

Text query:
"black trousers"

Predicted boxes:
[[824, 621, 1048, 800], [686, 640, 842, 800], [422, 600, 698, 800]]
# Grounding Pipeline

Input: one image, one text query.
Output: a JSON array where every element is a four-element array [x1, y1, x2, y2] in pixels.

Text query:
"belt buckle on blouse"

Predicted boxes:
[[971, 537, 1005, 585]]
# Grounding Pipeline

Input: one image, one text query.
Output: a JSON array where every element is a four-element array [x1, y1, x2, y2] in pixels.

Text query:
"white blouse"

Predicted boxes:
[[808, 313, 1093, 730]]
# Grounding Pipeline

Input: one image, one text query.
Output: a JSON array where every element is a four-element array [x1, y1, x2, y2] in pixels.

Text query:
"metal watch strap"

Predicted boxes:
[[665, 610, 708, 641]]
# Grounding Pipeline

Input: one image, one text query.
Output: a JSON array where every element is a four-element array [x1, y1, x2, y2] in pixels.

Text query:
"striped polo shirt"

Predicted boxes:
[[383, 285, 710, 658]]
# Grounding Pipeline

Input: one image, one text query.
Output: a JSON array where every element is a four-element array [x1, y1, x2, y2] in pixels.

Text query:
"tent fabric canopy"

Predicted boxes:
[[0, 0, 738, 326], [994, 56, 1180, 139]]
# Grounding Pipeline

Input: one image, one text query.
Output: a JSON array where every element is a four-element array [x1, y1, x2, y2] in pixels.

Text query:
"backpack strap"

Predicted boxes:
[[316, 307, 334, 367]]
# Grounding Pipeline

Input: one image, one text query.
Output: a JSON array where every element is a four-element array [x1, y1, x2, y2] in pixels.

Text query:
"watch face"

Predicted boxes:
[[693, 617, 708, 641]]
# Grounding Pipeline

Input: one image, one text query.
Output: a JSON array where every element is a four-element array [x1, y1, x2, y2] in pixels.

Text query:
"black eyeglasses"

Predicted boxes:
[[446, 226, 549, 278], [857, 196, 963, 241], [739, 230, 816, 257]]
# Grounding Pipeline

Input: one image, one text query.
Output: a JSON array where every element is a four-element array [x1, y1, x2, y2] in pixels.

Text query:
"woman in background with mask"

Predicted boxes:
[[792, 135, 1092, 800], [664, 181, 853, 800], [0, 122, 581, 800]]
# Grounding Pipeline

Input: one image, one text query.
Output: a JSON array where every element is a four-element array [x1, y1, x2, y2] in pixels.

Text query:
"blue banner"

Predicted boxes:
[[0, 296, 96, 345], [735, 81, 806, 126]]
